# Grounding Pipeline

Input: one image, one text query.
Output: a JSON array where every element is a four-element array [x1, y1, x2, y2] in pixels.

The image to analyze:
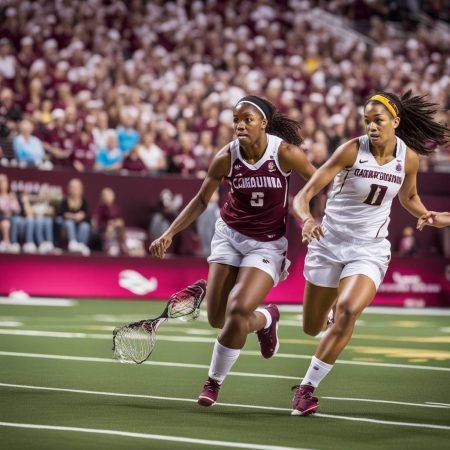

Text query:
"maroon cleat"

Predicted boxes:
[[291, 385, 319, 416], [256, 304, 280, 359], [197, 377, 221, 407]]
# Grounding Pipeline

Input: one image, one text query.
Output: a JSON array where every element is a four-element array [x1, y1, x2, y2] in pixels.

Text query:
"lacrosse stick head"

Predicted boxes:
[[167, 279, 207, 321], [112, 318, 166, 364]]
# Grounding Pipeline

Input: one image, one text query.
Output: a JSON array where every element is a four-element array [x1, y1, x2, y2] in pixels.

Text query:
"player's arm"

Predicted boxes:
[[398, 149, 429, 219], [149, 146, 230, 258], [278, 142, 315, 180], [293, 139, 358, 242], [417, 211, 450, 230], [398, 148, 450, 230]]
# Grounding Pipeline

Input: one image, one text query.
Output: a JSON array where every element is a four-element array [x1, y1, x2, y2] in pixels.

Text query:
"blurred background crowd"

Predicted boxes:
[[0, 0, 449, 257]]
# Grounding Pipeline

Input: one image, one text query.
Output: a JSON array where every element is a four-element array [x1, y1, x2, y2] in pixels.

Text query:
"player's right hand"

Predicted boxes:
[[149, 233, 173, 258], [301, 217, 324, 243]]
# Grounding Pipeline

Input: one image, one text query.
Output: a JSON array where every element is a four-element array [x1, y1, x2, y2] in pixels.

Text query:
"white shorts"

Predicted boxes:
[[304, 226, 391, 289], [207, 218, 290, 286]]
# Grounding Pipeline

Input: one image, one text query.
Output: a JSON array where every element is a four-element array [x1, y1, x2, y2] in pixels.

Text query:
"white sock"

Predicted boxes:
[[255, 307, 272, 329], [300, 356, 334, 388], [208, 340, 240, 384]]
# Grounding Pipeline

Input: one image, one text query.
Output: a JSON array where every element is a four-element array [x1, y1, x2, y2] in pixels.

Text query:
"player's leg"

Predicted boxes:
[[198, 267, 273, 406], [206, 262, 239, 329], [292, 275, 376, 416], [219, 266, 274, 348], [315, 275, 376, 363], [302, 281, 337, 336]]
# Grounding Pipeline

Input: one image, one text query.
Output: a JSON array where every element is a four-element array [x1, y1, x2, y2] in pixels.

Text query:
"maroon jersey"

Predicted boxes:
[[221, 134, 290, 241]]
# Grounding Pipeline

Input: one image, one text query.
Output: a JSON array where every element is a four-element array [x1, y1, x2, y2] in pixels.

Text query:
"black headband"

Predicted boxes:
[[235, 96, 271, 120]]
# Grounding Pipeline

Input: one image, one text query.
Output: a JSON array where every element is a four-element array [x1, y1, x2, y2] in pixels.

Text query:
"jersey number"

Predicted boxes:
[[363, 184, 388, 206], [250, 192, 264, 207]]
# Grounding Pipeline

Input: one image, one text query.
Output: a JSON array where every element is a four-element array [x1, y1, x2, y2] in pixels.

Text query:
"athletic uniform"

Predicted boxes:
[[207, 133, 290, 285], [304, 135, 407, 289]]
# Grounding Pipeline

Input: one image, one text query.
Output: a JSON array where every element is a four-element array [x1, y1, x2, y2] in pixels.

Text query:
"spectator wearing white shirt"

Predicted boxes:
[[92, 111, 110, 151], [137, 131, 167, 173], [0, 39, 17, 90]]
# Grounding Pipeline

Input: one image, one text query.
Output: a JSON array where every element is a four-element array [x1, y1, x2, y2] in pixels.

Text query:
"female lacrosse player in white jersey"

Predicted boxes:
[[150, 95, 315, 407], [291, 91, 450, 416]]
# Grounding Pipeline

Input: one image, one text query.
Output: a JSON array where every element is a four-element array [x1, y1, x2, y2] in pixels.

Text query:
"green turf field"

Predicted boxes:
[[0, 298, 449, 450]]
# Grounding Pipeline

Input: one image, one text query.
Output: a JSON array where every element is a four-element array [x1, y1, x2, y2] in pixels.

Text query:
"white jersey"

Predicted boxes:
[[323, 135, 406, 240]]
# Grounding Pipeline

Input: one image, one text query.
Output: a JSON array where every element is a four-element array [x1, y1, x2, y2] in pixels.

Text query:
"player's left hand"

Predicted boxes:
[[301, 217, 324, 243], [149, 233, 173, 258], [417, 211, 448, 230]]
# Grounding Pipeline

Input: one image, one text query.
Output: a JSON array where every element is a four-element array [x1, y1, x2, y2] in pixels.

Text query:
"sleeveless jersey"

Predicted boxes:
[[221, 134, 290, 241], [323, 135, 406, 240]]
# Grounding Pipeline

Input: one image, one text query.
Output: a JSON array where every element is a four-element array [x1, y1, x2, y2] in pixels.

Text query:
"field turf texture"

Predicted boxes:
[[0, 298, 449, 450]]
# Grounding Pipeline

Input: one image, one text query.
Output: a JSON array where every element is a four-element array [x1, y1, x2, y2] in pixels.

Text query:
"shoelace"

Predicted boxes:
[[204, 379, 220, 392], [291, 385, 316, 401]]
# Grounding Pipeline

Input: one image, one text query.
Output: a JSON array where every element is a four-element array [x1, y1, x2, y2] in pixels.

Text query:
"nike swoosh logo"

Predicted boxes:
[[359, 159, 368, 163]]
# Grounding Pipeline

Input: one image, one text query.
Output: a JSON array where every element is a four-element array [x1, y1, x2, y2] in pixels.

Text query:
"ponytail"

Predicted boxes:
[[366, 91, 450, 155]]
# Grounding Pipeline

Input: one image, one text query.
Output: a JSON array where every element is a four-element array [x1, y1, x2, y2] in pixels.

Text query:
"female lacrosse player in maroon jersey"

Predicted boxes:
[[150, 95, 315, 406], [291, 91, 449, 416]]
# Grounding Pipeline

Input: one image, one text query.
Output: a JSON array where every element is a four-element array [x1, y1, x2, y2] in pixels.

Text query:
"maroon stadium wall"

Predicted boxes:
[[1, 167, 449, 306]]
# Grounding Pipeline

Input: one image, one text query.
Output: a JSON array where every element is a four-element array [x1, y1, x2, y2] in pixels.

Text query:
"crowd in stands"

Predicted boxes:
[[0, 0, 448, 257], [0, 0, 448, 177]]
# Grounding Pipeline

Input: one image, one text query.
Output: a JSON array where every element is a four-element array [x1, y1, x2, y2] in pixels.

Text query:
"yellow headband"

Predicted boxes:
[[369, 94, 399, 118]]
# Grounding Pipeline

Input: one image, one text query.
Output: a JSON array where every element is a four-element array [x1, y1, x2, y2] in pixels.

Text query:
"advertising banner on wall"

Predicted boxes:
[[1, 253, 448, 306]]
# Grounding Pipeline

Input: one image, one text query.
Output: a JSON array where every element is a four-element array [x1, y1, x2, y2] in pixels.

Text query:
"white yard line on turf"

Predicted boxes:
[[1, 382, 447, 411], [0, 329, 449, 372], [0, 352, 299, 381], [426, 402, 450, 408], [241, 350, 450, 372], [0, 384, 449, 431], [278, 305, 450, 316], [0, 422, 312, 450], [0, 297, 76, 306], [322, 396, 450, 409]]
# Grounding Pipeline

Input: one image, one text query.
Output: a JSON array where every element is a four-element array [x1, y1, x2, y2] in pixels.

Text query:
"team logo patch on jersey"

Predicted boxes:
[[268, 161, 276, 172], [395, 160, 402, 172], [234, 163, 242, 170]]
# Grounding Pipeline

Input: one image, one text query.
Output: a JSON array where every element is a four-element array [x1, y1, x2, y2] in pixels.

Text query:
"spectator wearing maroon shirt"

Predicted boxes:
[[53, 83, 73, 111], [193, 130, 215, 176], [155, 127, 177, 158], [72, 126, 96, 172], [122, 146, 147, 173], [93, 187, 127, 256], [43, 109, 74, 166], [171, 133, 197, 176], [17, 37, 35, 83]]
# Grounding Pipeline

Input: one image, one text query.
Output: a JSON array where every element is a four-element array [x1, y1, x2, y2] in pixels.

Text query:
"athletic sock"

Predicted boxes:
[[255, 307, 272, 329], [300, 356, 334, 388], [208, 340, 240, 384]]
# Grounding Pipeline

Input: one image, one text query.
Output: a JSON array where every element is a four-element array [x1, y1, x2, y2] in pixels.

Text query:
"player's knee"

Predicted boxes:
[[302, 321, 322, 337], [336, 301, 359, 326], [227, 300, 251, 324], [208, 314, 224, 329]]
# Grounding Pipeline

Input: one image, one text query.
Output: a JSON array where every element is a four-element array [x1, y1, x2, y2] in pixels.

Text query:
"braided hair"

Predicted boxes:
[[365, 91, 450, 155], [236, 95, 303, 146]]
